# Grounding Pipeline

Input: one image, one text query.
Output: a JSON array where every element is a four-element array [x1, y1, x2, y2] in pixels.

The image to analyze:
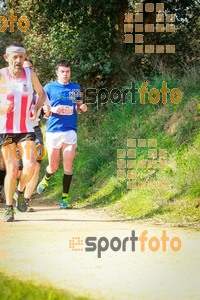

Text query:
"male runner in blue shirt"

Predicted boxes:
[[37, 60, 87, 208]]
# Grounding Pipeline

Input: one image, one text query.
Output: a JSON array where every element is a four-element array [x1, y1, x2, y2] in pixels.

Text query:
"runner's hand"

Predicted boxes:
[[43, 104, 51, 118], [29, 107, 38, 121], [80, 104, 87, 112]]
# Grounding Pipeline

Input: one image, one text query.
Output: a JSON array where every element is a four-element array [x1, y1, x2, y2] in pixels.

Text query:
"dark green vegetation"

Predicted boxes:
[[0, 273, 88, 300], [0, 0, 199, 86]]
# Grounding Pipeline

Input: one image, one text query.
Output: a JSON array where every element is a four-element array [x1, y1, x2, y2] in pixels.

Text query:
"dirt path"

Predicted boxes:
[[0, 203, 200, 300]]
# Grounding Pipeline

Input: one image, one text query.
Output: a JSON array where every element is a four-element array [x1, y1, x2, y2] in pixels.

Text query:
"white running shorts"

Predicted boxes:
[[45, 130, 77, 149]]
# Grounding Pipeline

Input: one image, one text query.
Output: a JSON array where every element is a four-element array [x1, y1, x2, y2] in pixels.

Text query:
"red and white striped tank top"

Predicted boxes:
[[0, 67, 34, 134]]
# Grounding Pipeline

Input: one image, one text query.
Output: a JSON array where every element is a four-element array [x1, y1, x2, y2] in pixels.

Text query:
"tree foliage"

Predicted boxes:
[[0, 0, 199, 86]]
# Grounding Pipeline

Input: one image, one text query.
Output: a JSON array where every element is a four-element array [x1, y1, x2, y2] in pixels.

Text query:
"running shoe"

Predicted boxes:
[[4, 207, 15, 222], [60, 200, 73, 209], [16, 192, 27, 212], [37, 176, 49, 194], [26, 202, 35, 212], [60, 194, 73, 209]]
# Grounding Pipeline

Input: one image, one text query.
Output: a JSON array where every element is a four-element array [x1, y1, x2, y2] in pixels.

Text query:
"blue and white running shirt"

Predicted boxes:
[[44, 81, 82, 133]]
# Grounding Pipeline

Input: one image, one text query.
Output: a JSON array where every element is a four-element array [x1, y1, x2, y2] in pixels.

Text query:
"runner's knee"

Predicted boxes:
[[48, 164, 59, 173], [22, 160, 36, 174]]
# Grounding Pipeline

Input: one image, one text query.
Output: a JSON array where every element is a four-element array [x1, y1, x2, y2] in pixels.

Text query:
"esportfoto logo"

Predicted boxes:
[[69, 230, 182, 258], [124, 2, 176, 53], [84, 81, 182, 109], [117, 138, 169, 190], [0, 9, 30, 33]]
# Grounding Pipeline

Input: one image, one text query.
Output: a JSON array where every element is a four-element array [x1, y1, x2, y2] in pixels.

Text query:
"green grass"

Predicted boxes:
[[0, 273, 88, 300], [38, 68, 200, 227]]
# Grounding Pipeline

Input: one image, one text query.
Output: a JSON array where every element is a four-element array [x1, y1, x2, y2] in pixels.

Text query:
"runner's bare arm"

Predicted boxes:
[[43, 104, 51, 118], [29, 70, 47, 120], [30, 70, 46, 111]]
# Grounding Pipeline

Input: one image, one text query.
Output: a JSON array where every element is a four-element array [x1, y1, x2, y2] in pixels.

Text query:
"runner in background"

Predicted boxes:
[[14, 58, 51, 212]]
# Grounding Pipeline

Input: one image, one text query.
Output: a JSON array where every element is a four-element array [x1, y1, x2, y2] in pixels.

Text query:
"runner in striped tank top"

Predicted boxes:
[[0, 42, 46, 222]]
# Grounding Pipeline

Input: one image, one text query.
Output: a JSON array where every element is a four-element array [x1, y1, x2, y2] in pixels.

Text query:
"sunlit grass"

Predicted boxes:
[[0, 273, 88, 300]]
